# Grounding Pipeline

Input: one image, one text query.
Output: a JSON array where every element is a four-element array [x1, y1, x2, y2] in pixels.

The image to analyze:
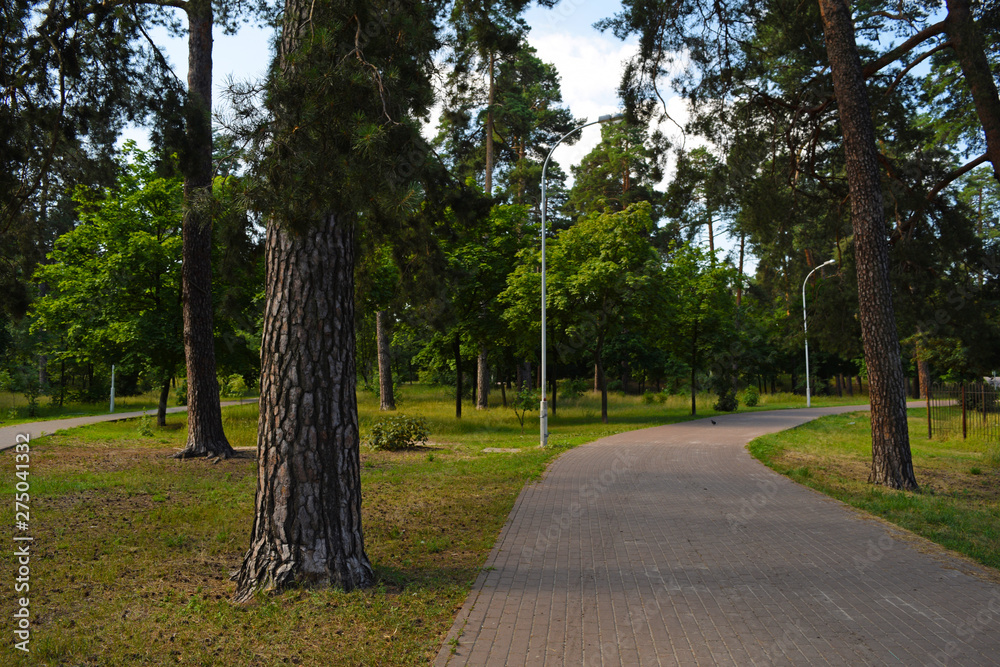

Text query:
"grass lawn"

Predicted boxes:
[[0, 385, 866, 665], [749, 409, 1000, 571]]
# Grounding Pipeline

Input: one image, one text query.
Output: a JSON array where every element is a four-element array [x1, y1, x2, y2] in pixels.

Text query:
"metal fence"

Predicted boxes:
[[926, 382, 1000, 442]]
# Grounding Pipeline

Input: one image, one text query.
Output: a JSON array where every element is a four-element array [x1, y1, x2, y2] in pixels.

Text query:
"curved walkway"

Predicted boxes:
[[436, 406, 1000, 666], [0, 399, 256, 452]]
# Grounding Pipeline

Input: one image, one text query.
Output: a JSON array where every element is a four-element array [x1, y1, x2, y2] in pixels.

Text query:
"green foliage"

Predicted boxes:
[[30, 143, 184, 394], [743, 384, 760, 407], [174, 379, 188, 406], [219, 374, 249, 399], [713, 389, 738, 412], [365, 414, 430, 451], [642, 391, 656, 404], [558, 378, 589, 400], [510, 386, 538, 435], [137, 411, 155, 437]]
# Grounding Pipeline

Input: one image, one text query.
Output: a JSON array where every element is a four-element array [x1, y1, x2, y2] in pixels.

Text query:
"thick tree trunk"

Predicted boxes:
[[376, 310, 395, 411], [235, 212, 374, 602], [818, 0, 917, 490], [157, 374, 171, 427], [454, 332, 462, 419], [476, 346, 489, 410], [175, 0, 232, 459], [945, 0, 1000, 183]]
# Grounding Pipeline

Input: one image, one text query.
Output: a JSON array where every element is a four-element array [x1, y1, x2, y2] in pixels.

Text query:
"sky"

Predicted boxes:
[[136, 1, 745, 264], [138, 1, 654, 174]]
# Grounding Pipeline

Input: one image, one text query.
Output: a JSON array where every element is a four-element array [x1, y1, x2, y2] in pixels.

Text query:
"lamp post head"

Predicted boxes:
[[598, 113, 624, 123], [821, 258, 836, 267]]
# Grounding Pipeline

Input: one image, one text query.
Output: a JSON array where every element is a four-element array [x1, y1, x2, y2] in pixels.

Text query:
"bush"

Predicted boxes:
[[655, 391, 669, 404], [137, 411, 155, 437], [365, 414, 429, 451], [714, 389, 739, 412], [743, 385, 760, 407], [558, 378, 588, 400], [642, 391, 656, 404], [220, 374, 248, 399], [174, 379, 187, 406]]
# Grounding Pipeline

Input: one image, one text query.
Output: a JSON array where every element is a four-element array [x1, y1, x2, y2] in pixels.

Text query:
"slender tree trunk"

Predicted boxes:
[[500, 377, 507, 407], [593, 362, 599, 393], [945, 0, 1000, 183], [690, 325, 699, 416], [916, 335, 932, 399], [736, 231, 745, 308], [157, 374, 171, 427], [485, 50, 495, 196], [819, 0, 916, 490], [175, 0, 232, 459], [454, 332, 462, 419], [376, 310, 395, 411], [596, 350, 608, 424], [235, 212, 374, 601], [476, 346, 489, 409]]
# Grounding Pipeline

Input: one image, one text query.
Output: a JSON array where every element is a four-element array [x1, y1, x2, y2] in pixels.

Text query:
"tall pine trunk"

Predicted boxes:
[[175, 0, 232, 459], [945, 0, 1000, 183], [476, 346, 489, 409], [818, 0, 917, 490], [376, 310, 395, 411], [235, 212, 374, 601]]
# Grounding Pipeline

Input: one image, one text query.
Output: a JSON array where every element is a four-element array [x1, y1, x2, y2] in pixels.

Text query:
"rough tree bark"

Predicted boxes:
[[454, 332, 462, 419], [234, 212, 374, 601], [157, 374, 171, 427], [476, 346, 489, 409], [175, 0, 233, 459], [945, 0, 1000, 182], [376, 310, 395, 411], [818, 0, 917, 490]]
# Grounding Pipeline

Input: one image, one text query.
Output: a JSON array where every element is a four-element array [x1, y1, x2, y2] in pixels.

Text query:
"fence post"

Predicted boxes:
[[926, 384, 932, 439], [961, 383, 967, 440]]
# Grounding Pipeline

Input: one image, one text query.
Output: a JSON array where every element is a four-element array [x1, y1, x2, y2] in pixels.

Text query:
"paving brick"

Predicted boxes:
[[435, 406, 1000, 665]]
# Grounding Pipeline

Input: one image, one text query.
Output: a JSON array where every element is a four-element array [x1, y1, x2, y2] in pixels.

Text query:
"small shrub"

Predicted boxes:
[[655, 391, 669, 404], [137, 411, 155, 437], [558, 378, 588, 400], [714, 389, 739, 412], [220, 374, 248, 399], [365, 414, 429, 451], [174, 379, 188, 406], [642, 391, 656, 404], [743, 385, 760, 407], [511, 387, 538, 435]]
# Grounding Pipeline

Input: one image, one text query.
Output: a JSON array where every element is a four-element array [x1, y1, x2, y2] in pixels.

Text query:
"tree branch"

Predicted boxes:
[[861, 20, 946, 77]]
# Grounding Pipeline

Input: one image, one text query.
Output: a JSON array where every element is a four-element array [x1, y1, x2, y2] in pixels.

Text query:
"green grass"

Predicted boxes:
[[748, 409, 1000, 570], [0, 384, 873, 665]]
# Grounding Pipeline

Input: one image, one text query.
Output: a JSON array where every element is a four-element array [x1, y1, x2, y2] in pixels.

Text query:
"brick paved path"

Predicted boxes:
[[436, 407, 1000, 666]]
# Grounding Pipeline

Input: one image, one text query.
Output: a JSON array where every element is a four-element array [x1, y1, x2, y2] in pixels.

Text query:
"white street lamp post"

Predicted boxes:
[[539, 113, 623, 447], [802, 259, 836, 407]]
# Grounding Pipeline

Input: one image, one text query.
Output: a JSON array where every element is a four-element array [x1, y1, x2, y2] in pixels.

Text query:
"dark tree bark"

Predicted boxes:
[[945, 0, 1000, 183], [818, 0, 917, 490], [376, 310, 395, 411], [157, 374, 171, 427], [175, 0, 233, 459], [595, 336, 608, 423], [454, 332, 462, 419], [235, 212, 374, 601], [476, 346, 489, 409]]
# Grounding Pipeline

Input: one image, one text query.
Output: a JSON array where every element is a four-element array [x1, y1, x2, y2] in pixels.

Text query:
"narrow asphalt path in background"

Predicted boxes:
[[0, 399, 256, 452], [436, 405, 1000, 666]]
